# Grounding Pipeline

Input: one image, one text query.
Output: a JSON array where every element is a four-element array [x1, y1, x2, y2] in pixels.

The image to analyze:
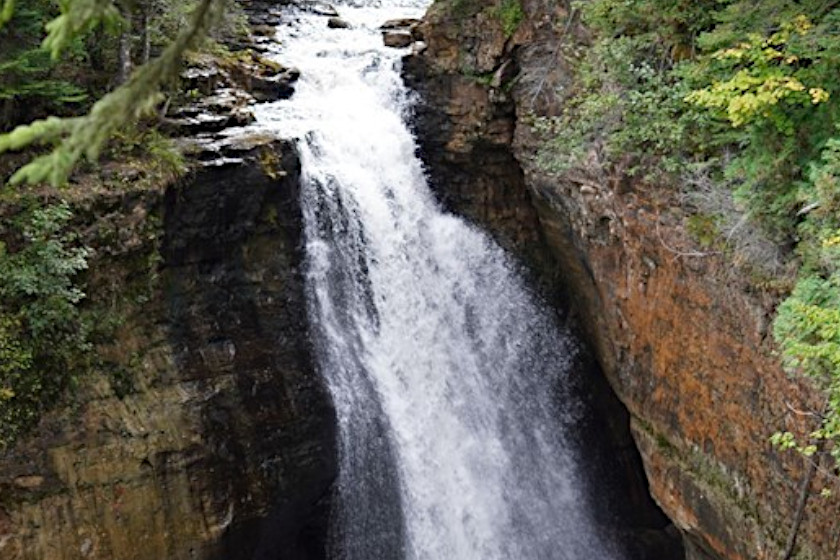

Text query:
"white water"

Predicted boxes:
[[256, 2, 625, 559]]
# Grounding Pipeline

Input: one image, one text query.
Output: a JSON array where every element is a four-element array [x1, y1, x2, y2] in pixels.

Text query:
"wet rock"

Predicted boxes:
[[250, 71, 298, 102], [300, 1, 339, 17], [251, 24, 276, 37], [164, 87, 256, 135], [250, 35, 275, 53], [180, 67, 223, 96], [380, 17, 420, 29], [162, 113, 237, 135], [177, 130, 287, 167], [381, 17, 423, 42], [247, 7, 283, 28], [328, 17, 350, 29], [383, 30, 412, 48]]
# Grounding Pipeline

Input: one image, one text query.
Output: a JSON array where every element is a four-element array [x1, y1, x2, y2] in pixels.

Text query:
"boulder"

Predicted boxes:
[[250, 68, 299, 102], [380, 17, 420, 29], [251, 24, 276, 37], [328, 17, 350, 29], [382, 30, 412, 49]]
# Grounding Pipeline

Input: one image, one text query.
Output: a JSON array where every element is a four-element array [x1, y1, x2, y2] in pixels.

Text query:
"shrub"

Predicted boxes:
[[0, 201, 92, 448]]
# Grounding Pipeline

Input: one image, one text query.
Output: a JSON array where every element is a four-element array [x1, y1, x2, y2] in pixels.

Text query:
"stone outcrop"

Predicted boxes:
[[0, 138, 336, 560], [383, 31, 413, 49], [327, 17, 350, 29], [164, 50, 299, 137], [404, 1, 840, 559]]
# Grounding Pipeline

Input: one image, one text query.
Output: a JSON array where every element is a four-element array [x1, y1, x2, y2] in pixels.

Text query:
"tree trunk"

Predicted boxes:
[[140, 6, 150, 65], [116, 16, 133, 85]]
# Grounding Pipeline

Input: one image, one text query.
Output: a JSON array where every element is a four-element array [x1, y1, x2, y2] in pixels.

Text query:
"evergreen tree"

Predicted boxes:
[[0, 0, 87, 130], [0, 0, 225, 186]]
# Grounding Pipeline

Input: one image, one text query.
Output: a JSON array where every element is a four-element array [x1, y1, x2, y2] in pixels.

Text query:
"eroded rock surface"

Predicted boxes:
[[405, 1, 840, 559], [0, 140, 336, 560]]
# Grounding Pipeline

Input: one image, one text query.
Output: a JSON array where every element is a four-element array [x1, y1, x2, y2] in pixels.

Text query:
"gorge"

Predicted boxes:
[[0, 1, 839, 560], [261, 1, 671, 559]]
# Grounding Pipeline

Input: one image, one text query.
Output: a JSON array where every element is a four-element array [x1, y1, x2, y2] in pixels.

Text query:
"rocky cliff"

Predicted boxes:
[[404, 1, 840, 559], [0, 138, 336, 560]]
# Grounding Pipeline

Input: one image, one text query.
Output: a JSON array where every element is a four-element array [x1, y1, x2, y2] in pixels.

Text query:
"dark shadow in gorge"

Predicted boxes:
[[160, 141, 338, 560]]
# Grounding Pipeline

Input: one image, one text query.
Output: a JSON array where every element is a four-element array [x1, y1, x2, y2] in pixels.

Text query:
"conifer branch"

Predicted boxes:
[[0, 0, 221, 187]]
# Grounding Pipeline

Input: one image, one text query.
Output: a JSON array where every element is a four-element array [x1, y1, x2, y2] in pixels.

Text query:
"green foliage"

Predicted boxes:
[[0, 0, 14, 28], [688, 8, 840, 240], [685, 16, 830, 132], [537, 0, 840, 469], [771, 137, 840, 465], [0, 49, 87, 103], [108, 125, 187, 177], [43, 0, 122, 60], [685, 213, 721, 249], [0, 0, 89, 129], [493, 0, 523, 38], [773, 271, 840, 464], [0, 0, 225, 187], [0, 201, 92, 448]]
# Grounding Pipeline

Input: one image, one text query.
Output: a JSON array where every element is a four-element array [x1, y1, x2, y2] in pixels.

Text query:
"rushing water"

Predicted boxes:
[[256, 2, 625, 559]]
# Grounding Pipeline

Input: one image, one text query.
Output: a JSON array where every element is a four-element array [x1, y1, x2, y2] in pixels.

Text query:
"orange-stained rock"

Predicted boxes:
[[406, 0, 840, 558]]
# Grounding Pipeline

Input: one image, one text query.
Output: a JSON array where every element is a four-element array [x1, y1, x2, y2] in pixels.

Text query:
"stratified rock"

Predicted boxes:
[[180, 66, 223, 96], [328, 17, 350, 29], [251, 73, 295, 102], [0, 140, 336, 560], [163, 87, 256, 135], [382, 30, 412, 48], [177, 130, 287, 167]]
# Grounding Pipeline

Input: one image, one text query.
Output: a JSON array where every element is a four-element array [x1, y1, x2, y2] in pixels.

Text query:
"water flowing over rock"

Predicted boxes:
[[254, 1, 663, 559]]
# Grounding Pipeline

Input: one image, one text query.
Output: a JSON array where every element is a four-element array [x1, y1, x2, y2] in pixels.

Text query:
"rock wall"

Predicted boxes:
[[0, 139, 336, 560], [405, 1, 840, 559]]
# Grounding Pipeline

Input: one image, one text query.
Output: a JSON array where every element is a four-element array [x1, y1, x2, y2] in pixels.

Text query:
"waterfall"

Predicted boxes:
[[255, 2, 625, 558]]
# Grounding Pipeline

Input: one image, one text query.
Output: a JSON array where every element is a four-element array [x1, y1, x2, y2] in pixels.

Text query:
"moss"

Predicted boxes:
[[445, 0, 484, 21], [632, 416, 819, 556], [258, 146, 285, 180], [686, 213, 722, 249], [461, 67, 495, 85], [493, 0, 524, 38]]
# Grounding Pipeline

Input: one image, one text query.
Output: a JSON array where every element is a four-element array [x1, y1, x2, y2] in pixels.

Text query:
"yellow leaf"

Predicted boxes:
[[810, 88, 830, 104]]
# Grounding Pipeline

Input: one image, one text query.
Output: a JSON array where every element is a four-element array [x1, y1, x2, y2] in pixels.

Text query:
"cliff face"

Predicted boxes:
[[0, 139, 336, 560], [405, 1, 840, 559]]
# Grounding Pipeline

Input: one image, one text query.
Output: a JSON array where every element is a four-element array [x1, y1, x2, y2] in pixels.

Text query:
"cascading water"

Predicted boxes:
[[256, 2, 626, 558]]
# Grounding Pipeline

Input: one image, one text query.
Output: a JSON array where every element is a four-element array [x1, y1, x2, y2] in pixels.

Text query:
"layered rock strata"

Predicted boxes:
[[0, 139, 336, 560]]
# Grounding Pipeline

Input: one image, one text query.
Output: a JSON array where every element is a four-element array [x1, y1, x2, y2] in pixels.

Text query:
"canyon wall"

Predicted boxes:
[[404, 1, 840, 559], [0, 139, 336, 560]]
